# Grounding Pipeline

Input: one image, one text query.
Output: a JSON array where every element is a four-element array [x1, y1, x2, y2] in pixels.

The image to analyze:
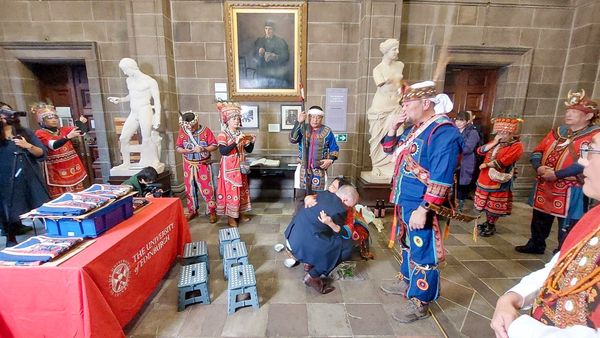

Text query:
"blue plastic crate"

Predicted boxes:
[[44, 196, 134, 238]]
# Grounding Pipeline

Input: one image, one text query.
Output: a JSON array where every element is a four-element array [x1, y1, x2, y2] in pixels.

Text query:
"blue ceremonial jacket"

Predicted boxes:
[[284, 191, 349, 275], [382, 115, 463, 207]]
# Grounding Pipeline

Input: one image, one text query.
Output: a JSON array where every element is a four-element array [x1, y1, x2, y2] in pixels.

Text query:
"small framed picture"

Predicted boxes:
[[281, 104, 301, 130], [240, 105, 259, 129]]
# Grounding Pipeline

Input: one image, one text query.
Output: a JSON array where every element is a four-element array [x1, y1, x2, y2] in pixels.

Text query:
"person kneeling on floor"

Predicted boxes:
[[283, 185, 359, 294]]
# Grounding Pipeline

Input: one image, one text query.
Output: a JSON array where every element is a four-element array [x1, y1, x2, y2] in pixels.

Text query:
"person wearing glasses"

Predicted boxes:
[[516, 90, 599, 255], [491, 132, 600, 338], [32, 103, 88, 199]]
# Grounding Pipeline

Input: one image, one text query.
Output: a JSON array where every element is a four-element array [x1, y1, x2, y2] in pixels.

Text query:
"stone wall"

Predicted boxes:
[[396, 0, 598, 197], [1, 0, 599, 197]]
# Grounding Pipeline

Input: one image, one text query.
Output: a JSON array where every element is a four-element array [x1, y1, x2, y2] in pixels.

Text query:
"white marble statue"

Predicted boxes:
[[361, 39, 404, 183], [108, 58, 164, 175]]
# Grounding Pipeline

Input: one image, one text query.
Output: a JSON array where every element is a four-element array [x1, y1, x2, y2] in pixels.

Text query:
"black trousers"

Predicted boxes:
[[457, 184, 471, 201], [528, 209, 578, 250]]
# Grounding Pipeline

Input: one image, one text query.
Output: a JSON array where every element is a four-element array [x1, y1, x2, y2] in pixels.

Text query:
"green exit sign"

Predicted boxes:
[[335, 133, 348, 143]]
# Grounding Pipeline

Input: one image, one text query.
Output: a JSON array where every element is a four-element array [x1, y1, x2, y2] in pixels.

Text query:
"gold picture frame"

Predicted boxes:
[[224, 1, 307, 101]]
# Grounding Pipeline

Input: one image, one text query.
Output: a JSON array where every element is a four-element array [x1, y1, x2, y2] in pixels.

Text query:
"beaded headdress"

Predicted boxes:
[[178, 110, 200, 129], [216, 101, 241, 125], [30, 102, 57, 124], [492, 114, 523, 134], [400, 80, 437, 102]]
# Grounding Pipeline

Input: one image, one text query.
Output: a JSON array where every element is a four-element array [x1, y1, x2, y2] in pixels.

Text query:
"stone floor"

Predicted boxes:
[[2, 198, 558, 337]]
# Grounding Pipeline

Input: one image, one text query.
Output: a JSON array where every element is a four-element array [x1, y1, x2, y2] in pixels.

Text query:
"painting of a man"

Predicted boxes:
[[254, 21, 291, 88], [236, 12, 295, 90]]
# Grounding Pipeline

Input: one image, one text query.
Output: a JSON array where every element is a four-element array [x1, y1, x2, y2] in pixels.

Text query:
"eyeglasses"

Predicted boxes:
[[580, 143, 600, 160], [44, 115, 59, 120]]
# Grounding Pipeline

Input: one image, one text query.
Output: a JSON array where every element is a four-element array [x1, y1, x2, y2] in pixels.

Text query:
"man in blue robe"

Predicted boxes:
[[289, 105, 339, 193], [284, 185, 359, 294], [379, 81, 463, 323]]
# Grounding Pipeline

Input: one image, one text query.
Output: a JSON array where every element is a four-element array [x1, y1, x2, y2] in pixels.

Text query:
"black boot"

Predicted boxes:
[[480, 223, 496, 237], [477, 222, 488, 235], [515, 240, 545, 254]]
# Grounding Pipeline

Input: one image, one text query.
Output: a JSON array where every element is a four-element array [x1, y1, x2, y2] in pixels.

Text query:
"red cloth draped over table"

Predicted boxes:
[[0, 198, 191, 338]]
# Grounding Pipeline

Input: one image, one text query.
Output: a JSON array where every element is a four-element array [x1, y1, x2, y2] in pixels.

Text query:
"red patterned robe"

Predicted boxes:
[[176, 125, 217, 216], [474, 140, 523, 216], [35, 127, 87, 199], [215, 130, 251, 218], [530, 125, 600, 219], [532, 205, 600, 331]]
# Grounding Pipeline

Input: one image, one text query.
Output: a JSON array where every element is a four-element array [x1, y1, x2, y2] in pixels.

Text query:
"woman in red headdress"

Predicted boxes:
[[215, 102, 256, 227], [474, 117, 524, 237], [32, 103, 88, 198]]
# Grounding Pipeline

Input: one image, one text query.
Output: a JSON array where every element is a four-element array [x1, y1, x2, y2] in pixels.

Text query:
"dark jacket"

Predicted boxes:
[[284, 191, 348, 276], [459, 123, 480, 185]]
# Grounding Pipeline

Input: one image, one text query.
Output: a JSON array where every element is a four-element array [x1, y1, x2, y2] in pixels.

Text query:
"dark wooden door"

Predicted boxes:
[[444, 66, 498, 141], [30, 63, 98, 184]]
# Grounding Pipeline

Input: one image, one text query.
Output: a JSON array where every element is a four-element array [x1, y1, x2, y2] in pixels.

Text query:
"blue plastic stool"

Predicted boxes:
[[177, 262, 210, 311], [227, 264, 259, 314], [219, 228, 240, 258], [183, 241, 209, 272], [223, 241, 249, 280]]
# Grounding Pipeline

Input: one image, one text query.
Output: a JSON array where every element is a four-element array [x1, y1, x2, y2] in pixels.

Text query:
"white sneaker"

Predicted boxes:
[[273, 243, 284, 252]]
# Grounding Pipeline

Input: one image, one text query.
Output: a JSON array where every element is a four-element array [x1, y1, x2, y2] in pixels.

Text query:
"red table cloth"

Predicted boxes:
[[0, 198, 191, 337]]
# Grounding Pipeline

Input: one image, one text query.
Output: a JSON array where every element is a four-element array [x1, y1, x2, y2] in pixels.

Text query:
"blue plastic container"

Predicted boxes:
[[44, 196, 134, 238]]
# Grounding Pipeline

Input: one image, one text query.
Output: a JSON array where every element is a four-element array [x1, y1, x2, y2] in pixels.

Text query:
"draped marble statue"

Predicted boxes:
[[108, 58, 165, 175], [361, 39, 404, 183]]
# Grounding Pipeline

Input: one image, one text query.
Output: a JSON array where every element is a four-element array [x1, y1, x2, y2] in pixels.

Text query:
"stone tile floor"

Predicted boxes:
[[2, 199, 557, 337]]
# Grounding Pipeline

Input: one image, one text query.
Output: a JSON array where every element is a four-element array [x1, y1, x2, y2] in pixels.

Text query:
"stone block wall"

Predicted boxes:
[[396, 0, 591, 197], [1, 0, 599, 197]]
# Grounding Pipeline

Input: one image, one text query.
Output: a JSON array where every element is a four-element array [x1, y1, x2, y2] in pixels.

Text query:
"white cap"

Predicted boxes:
[[431, 93, 453, 115]]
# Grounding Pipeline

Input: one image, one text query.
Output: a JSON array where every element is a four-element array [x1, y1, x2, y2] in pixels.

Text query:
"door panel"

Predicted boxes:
[[30, 63, 97, 184], [444, 67, 498, 141]]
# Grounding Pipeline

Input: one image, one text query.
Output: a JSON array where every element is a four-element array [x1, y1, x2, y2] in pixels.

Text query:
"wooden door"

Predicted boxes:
[[30, 63, 98, 184], [444, 66, 498, 141]]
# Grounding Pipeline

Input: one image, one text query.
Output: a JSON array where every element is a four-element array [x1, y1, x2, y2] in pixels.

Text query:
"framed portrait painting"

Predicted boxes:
[[281, 104, 301, 130], [225, 1, 307, 101], [240, 105, 259, 129]]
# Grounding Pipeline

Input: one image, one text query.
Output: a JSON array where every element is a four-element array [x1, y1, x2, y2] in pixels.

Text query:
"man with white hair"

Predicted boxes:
[[289, 105, 339, 193], [379, 81, 463, 322], [284, 185, 359, 294]]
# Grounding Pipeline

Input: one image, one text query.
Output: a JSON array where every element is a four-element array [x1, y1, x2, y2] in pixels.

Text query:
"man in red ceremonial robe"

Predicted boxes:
[[516, 90, 600, 254], [491, 132, 600, 338], [176, 111, 218, 223], [32, 103, 88, 198]]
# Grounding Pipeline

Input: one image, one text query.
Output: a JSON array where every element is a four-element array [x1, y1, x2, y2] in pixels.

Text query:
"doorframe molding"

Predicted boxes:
[[434, 45, 534, 118], [0, 41, 112, 181]]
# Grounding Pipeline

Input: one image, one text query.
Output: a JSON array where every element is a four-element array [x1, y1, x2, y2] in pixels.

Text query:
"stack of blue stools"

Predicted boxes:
[[177, 262, 210, 311], [223, 241, 249, 280], [219, 228, 240, 257], [218, 228, 259, 314], [183, 240, 209, 272], [227, 264, 259, 314], [177, 241, 210, 311]]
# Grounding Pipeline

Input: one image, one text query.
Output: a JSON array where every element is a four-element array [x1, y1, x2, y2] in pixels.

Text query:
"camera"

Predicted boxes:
[[143, 183, 163, 197], [0, 108, 27, 124]]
